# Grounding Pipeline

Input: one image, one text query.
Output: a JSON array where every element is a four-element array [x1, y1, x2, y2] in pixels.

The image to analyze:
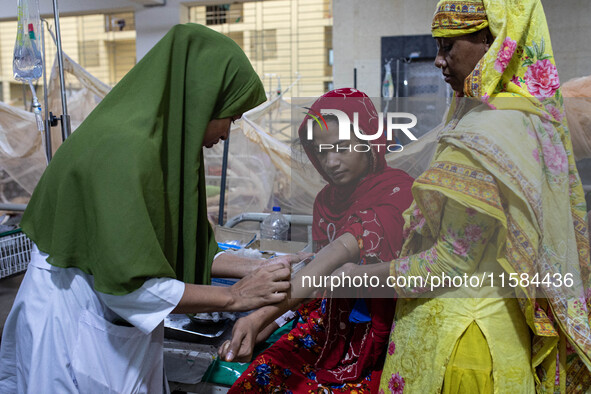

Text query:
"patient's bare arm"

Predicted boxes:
[[218, 232, 359, 362]]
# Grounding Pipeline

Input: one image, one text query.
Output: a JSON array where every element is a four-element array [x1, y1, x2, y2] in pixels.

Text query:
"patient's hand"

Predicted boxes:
[[255, 321, 280, 344], [218, 314, 264, 363]]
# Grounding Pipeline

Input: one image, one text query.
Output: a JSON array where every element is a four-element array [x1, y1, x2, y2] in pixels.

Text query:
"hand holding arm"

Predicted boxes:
[[218, 232, 360, 361], [333, 199, 497, 296], [172, 262, 291, 314]]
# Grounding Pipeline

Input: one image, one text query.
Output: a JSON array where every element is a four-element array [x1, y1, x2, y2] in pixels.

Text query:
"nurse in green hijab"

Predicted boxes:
[[0, 24, 295, 393]]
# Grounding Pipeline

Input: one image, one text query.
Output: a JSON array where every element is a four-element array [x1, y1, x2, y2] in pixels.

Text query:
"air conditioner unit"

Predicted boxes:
[[128, 0, 166, 6]]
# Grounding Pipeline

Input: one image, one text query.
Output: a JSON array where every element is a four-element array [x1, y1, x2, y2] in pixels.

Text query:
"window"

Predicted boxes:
[[227, 31, 244, 48], [105, 12, 135, 32], [0, 11, 137, 106], [251, 29, 277, 61], [206, 4, 243, 25], [325, 26, 333, 77], [107, 40, 136, 84], [228, 3, 244, 24], [324, 0, 333, 18], [78, 40, 100, 68], [188, 1, 333, 97]]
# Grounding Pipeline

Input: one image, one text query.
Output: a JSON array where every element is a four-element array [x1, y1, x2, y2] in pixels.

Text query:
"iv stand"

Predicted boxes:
[[40, 19, 51, 163], [217, 134, 230, 226], [0, 0, 68, 212], [49, 0, 71, 142]]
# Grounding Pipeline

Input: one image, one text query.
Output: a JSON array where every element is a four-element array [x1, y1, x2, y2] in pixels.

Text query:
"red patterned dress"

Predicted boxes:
[[229, 88, 414, 393]]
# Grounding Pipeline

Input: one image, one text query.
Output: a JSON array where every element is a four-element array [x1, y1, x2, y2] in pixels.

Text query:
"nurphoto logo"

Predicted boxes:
[[304, 109, 418, 153]]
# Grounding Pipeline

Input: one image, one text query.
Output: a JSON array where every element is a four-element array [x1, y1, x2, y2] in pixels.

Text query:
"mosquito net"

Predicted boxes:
[[0, 54, 589, 220]]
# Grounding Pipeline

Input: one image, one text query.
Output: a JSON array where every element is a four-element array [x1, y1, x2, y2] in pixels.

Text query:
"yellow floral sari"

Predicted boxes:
[[380, 0, 591, 392]]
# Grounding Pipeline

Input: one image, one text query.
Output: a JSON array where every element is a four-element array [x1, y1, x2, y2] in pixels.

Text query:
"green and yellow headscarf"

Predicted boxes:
[[20, 24, 266, 295], [432, 0, 564, 107], [428, 0, 591, 390], [431, 0, 488, 37]]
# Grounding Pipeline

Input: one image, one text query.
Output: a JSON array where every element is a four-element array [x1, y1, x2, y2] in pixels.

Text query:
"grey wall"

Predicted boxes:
[[333, 0, 434, 97], [134, 1, 187, 60], [542, 0, 591, 83]]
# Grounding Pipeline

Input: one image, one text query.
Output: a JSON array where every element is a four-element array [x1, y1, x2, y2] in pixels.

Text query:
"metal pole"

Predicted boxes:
[[40, 19, 52, 163], [224, 213, 313, 228], [395, 58, 400, 113], [0, 203, 27, 212], [217, 134, 231, 226], [51, 0, 71, 141]]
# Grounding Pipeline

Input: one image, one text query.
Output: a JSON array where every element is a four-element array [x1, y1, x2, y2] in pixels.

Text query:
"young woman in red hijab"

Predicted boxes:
[[223, 88, 414, 392]]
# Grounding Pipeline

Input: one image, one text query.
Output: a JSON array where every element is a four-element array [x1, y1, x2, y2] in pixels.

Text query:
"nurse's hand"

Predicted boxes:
[[228, 263, 291, 311], [218, 314, 263, 362]]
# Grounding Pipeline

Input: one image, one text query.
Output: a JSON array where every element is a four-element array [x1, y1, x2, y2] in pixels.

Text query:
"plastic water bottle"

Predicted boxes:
[[260, 207, 290, 241]]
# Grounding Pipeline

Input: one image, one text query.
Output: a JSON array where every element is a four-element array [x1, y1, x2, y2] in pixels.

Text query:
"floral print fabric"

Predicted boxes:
[[405, 0, 591, 391], [380, 138, 538, 393], [230, 89, 413, 393], [229, 299, 380, 393], [391, 198, 496, 296]]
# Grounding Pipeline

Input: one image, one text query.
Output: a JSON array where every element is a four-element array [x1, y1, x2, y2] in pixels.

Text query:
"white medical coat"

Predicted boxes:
[[0, 245, 185, 393]]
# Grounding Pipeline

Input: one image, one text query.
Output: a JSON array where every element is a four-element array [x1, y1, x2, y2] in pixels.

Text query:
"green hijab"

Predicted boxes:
[[20, 23, 266, 295]]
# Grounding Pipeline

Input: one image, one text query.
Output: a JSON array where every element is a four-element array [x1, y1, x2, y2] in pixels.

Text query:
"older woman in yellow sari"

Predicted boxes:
[[340, 0, 591, 392]]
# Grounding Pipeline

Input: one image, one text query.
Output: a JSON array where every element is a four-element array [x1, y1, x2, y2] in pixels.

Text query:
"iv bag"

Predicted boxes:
[[13, 0, 43, 81]]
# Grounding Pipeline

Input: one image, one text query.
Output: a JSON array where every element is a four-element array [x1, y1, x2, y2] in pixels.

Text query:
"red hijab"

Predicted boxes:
[[298, 88, 414, 383]]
